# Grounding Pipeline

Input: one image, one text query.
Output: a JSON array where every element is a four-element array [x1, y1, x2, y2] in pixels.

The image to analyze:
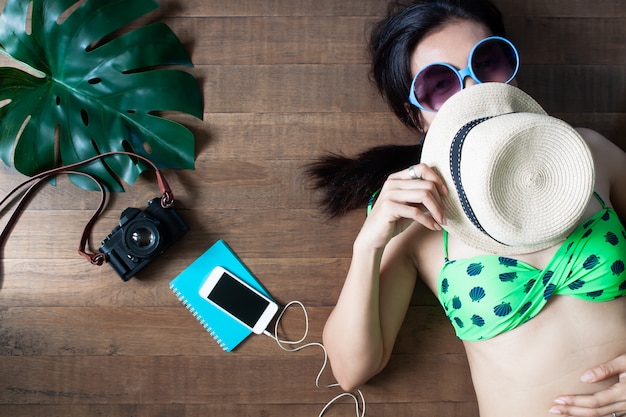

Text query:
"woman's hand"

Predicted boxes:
[[356, 163, 448, 250], [550, 354, 626, 416]]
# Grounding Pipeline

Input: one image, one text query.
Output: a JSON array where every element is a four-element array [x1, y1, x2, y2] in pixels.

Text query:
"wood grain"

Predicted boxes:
[[0, 0, 624, 416]]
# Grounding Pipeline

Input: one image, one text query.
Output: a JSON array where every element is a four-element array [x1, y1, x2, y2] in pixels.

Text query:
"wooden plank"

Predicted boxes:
[[0, 259, 439, 308], [518, 65, 626, 113], [0, 354, 474, 404], [166, 0, 626, 19], [157, 0, 388, 18], [0, 258, 354, 307], [496, 0, 626, 18], [200, 112, 414, 159], [0, 306, 325, 356], [0, 402, 480, 417], [164, 16, 373, 65], [195, 64, 382, 113], [506, 18, 626, 65], [0, 306, 456, 356], [0, 208, 363, 258], [0, 0, 386, 18]]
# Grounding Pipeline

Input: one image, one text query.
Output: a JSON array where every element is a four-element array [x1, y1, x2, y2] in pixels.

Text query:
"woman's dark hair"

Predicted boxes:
[[307, 0, 506, 217], [370, 0, 505, 131]]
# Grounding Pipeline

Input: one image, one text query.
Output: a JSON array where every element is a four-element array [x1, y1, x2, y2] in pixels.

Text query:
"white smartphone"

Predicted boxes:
[[199, 266, 278, 334]]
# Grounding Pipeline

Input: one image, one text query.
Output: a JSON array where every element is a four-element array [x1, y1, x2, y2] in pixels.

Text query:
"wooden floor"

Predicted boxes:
[[1, 0, 625, 416]]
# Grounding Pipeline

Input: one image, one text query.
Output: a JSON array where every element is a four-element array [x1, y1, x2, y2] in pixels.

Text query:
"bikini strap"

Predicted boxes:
[[593, 191, 608, 209], [443, 229, 450, 262]]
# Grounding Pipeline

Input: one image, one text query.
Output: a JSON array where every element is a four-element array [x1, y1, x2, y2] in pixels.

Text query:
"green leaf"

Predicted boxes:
[[0, 0, 203, 191]]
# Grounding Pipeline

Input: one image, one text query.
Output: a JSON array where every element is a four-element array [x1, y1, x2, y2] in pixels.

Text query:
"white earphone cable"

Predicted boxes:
[[263, 300, 366, 417]]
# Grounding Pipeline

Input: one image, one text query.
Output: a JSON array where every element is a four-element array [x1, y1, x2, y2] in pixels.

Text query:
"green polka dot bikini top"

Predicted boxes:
[[438, 192, 626, 342]]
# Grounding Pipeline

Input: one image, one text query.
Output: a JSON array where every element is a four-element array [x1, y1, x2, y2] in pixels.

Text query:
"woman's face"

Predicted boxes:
[[410, 19, 509, 131]]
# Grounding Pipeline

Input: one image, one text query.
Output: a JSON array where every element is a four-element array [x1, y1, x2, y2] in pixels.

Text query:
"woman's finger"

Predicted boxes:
[[551, 390, 626, 416], [369, 188, 442, 232], [388, 163, 448, 196], [581, 356, 626, 383]]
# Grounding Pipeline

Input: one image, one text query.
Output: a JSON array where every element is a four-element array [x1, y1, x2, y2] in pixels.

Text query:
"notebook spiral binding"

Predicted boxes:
[[169, 283, 228, 351]]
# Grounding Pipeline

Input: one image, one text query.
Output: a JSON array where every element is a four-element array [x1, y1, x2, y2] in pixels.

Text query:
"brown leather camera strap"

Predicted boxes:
[[0, 151, 175, 266]]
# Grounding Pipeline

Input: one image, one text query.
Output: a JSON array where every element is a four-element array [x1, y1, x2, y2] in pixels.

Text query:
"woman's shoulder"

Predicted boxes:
[[575, 127, 624, 155], [574, 128, 623, 177], [575, 127, 626, 219]]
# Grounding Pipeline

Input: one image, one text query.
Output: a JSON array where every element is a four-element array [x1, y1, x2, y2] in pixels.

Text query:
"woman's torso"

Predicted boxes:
[[465, 294, 626, 417], [411, 184, 626, 416]]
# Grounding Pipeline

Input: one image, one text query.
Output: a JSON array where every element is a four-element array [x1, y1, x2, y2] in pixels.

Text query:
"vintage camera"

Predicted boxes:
[[99, 198, 189, 281]]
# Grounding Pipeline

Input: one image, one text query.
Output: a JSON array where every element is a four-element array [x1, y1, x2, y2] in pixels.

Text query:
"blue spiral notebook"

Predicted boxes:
[[169, 239, 274, 352]]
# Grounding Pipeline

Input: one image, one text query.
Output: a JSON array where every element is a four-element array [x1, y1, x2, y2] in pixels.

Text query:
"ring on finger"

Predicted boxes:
[[408, 165, 421, 180]]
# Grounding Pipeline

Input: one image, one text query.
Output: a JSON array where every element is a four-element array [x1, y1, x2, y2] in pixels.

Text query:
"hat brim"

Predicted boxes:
[[420, 83, 595, 255]]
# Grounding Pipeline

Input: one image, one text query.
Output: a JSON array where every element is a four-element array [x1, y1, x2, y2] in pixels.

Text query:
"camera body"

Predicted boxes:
[[99, 198, 189, 281]]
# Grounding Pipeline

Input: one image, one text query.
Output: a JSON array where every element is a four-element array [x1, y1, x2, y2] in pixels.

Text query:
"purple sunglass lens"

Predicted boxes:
[[471, 39, 517, 83], [414, 65, 461, 112]]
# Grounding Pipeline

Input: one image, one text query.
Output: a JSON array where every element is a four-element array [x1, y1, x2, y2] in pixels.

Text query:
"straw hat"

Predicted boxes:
[[419, 83, 595, 255]]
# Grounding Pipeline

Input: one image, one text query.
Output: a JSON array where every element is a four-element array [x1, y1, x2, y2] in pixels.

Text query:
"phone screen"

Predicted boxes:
[[206, 272, 271, 328]]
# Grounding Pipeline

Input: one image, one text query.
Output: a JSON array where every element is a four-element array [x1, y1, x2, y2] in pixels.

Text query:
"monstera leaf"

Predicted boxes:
[[0, 0, 203, 190]]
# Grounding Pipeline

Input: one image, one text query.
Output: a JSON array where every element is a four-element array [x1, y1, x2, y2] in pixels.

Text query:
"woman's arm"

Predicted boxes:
[[322, 164, 447, 391]]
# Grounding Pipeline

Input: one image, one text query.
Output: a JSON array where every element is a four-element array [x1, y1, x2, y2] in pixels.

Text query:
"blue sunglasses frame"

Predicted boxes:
[[408, 36, 520, 112]]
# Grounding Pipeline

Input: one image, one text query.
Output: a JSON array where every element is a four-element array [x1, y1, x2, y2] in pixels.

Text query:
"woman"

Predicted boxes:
[[307, 1, 626, 416]]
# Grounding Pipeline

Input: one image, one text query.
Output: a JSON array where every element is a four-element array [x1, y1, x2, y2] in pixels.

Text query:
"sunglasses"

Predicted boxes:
[[408, 36, 520, 112]]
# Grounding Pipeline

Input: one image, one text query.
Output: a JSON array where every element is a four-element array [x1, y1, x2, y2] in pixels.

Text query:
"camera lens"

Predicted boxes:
[[124, 218, 162, 258], [132, 227, 156, 248]]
